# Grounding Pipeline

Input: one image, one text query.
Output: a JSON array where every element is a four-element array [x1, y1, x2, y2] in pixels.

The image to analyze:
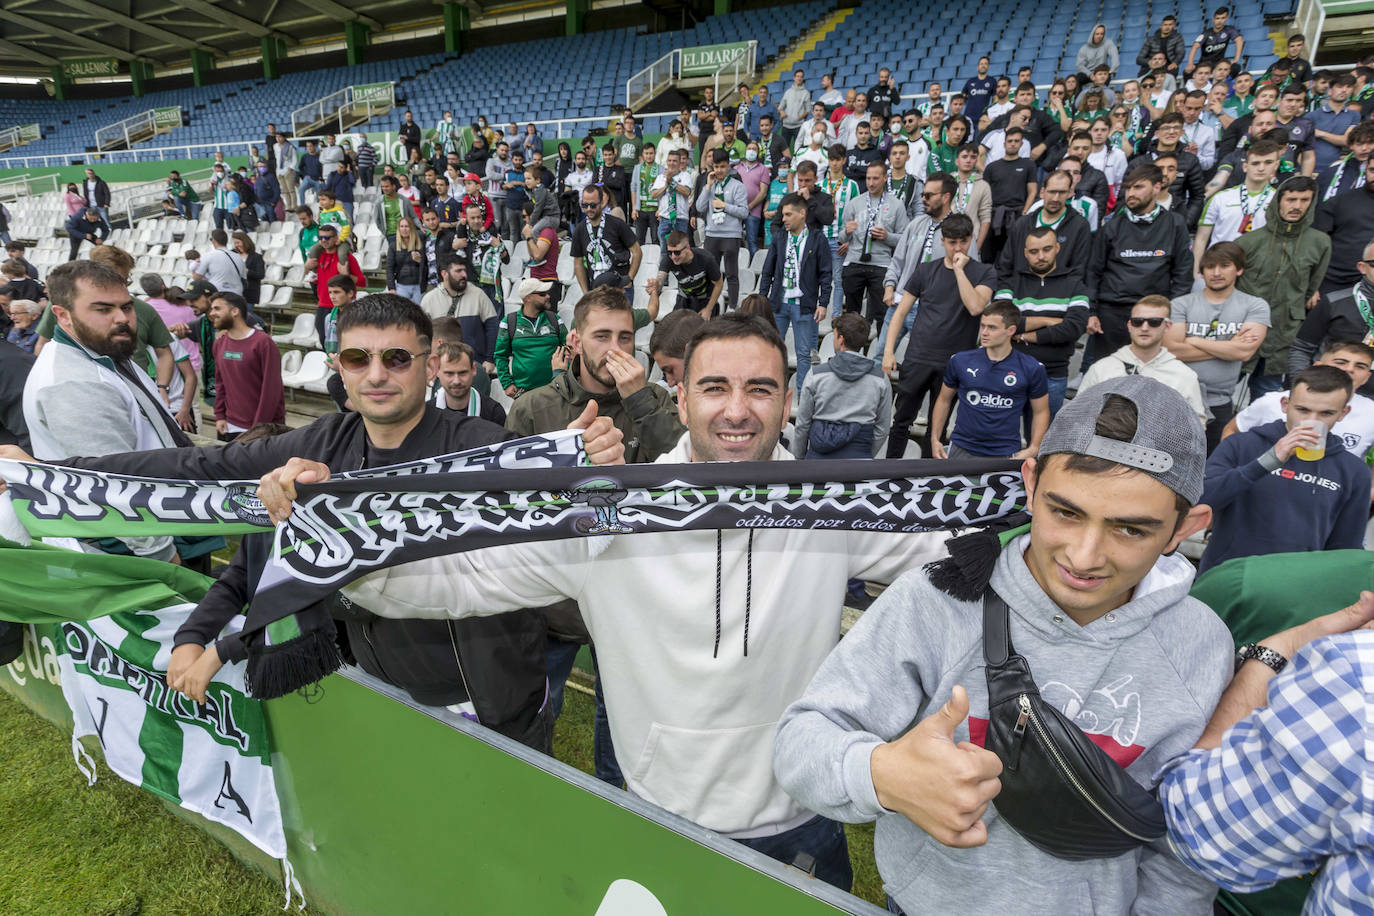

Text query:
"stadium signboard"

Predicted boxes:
[[61, 58, 121, 80], [17, 124, 40, 143], [153, 107, 183, 129], [351, 82, 393, 105], [680, 42, 752, 77]]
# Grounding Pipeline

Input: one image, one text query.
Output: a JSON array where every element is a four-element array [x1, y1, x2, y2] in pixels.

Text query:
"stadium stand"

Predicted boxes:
[[0, 4, 831, 163]]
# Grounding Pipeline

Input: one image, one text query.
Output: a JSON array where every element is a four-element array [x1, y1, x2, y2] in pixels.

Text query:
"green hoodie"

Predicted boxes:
[[1236, 177, 1332, 372], [493, 309, 567, 391], [505, 358, 684, 463]]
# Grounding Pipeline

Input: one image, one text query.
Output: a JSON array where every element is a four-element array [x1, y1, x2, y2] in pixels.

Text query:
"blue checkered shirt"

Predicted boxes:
[[1156, 633, 1372, 915]]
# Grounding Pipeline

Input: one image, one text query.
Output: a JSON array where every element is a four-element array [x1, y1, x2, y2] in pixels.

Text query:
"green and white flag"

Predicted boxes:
[[0, 540, 296, 900]]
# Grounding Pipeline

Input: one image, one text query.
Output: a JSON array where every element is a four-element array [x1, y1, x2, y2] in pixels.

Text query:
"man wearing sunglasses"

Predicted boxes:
[[304, 223, 366, 357], [570, 185, 640, 295], [5, 293, 627, 753], [1081, 295, 1206, 425], [651, 230, 723, 319]]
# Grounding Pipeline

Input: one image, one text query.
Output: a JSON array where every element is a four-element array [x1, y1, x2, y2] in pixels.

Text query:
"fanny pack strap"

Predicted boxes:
[[982, 589, 1012, 668]]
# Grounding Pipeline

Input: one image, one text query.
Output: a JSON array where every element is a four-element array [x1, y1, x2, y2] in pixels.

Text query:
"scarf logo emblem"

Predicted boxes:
[[225, 485, 271, 527]]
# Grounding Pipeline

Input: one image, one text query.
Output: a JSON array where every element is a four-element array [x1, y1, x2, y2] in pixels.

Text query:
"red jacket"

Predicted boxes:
[[315, 249, 366, 309], [458, 192, 494, 230]]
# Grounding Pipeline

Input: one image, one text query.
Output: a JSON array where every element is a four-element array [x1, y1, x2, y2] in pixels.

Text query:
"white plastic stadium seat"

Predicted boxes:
[[271, 286, 294, 307], [272, 313, 313, 346], [285, 350, 329, 389], [279, 349, 303, 380]]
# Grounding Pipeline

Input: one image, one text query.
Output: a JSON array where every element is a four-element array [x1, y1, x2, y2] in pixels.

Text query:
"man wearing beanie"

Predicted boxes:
[[775, 375, 1233, 915]]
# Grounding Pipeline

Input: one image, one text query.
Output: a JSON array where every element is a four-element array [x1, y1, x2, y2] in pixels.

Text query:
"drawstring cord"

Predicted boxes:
[[713, 529, 755, 659], [713, 530, 722, 658], [743, 529, 753, 656]]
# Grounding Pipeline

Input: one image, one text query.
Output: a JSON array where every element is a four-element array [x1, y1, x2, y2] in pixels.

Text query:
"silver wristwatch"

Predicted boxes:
[[1235, 643, 1288, 675]]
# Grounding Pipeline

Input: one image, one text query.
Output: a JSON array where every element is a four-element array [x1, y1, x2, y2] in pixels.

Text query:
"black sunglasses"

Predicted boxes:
[[1128, 317, 1166, 328], [337, 347, 430, 372], [581, 202, 601, 210]]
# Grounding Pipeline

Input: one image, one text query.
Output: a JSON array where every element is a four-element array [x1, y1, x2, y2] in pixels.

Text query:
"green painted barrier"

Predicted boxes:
[[3, 623, 883, 915]]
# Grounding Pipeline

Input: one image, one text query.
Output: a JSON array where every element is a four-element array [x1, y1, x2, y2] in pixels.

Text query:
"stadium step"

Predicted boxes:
[[756, 6, 856, 88]]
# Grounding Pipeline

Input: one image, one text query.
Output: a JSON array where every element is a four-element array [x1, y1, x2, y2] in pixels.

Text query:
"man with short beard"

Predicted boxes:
[[22, 260, 192, 562], [208, 291, 284, 441], [304, 311, 953, 892]]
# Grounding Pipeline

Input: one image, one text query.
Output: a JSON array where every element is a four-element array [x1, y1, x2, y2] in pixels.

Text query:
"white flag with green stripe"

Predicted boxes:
[[57, 607, 285, 860]]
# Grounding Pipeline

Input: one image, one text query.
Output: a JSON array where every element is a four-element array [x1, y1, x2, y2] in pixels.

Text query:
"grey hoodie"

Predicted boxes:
[[695, 173, 750, 240], [774, 534, 1232, 915], [792, 350, 892, 458]]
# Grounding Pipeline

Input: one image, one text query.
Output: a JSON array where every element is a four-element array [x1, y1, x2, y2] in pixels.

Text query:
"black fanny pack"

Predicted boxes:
[[981, 590, 1167, 859]]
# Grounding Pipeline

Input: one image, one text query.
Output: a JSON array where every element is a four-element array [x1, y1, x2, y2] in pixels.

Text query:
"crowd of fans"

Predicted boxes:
[[1, 8, 1373, 914]]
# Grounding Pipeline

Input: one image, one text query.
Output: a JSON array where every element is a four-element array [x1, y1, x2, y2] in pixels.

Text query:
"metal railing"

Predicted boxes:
[[1292, 0, 1326, 59], [0, 128, 19, 153], [627, 49, 680, 110], [0, 173, 58, 200], [0, 106, 694, 173], [93, 109, 182, 152], [711, 41, 758, 106], [291, 84, 395, 137], [117, 166, 215, 225]]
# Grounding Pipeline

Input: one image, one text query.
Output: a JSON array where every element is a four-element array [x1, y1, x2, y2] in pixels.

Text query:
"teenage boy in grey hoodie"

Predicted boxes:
[[696, 148, 750, 311], [775, 375, 1233, 915], [792, 312, 891, 458]]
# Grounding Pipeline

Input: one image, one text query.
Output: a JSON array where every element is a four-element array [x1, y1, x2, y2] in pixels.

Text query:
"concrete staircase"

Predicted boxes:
[[756, 6, 856, 87]]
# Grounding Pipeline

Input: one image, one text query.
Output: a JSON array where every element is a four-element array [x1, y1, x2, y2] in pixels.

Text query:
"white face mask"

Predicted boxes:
[[446, 116, 453, 123], [745, 149, 758, 162]]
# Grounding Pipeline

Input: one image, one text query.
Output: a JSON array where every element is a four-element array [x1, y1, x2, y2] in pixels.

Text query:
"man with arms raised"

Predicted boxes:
[[257, 313, 954, 890], [774, 375, 1230, 915]]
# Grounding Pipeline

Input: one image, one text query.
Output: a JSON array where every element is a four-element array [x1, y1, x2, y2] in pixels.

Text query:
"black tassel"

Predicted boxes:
[[244, 624, 344, 700], [926, 512, 1031, 601]]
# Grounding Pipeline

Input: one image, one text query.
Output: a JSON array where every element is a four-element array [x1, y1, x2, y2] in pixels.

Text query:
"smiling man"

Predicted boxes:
[[5, 293, 626, 751], [285, 313, 955, 891], [775, 374, 1232, 915]]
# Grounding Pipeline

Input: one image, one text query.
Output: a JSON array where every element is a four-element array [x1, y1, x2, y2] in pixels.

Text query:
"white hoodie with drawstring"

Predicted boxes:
[[343, 432, 952, 837]]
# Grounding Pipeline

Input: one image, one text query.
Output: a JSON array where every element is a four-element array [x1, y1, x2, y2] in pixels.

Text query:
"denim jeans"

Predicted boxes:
[[297, 176, 322, 207], [395, 283, 422, 304], [1248, 356, 1285, 403], [1046, 373, 1068, 416], [341, 201, 354, 223], [658, 216, 688, 240], [212, 207, 229, 230], [736, 814, 853, 892], [773, 298, 818, 391], [873, 301, 915, 361], [254, 202, 275, 224], [827, 235, 844, 315], [545, 637, 621, 787], [744, 214, 762, 256]]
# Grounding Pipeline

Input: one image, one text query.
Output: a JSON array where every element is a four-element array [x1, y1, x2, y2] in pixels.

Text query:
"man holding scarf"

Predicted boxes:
[[250, 313, 956, 893], [3, 293, 626, 752]]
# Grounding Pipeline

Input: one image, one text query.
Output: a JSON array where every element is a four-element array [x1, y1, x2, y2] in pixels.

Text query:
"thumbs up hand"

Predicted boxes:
[[868, 686, 1003, 847], [568, 399, 625, 466]]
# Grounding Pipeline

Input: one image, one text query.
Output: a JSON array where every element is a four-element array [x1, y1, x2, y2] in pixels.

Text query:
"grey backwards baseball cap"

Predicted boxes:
[[1038, 375, 1205, 505]]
